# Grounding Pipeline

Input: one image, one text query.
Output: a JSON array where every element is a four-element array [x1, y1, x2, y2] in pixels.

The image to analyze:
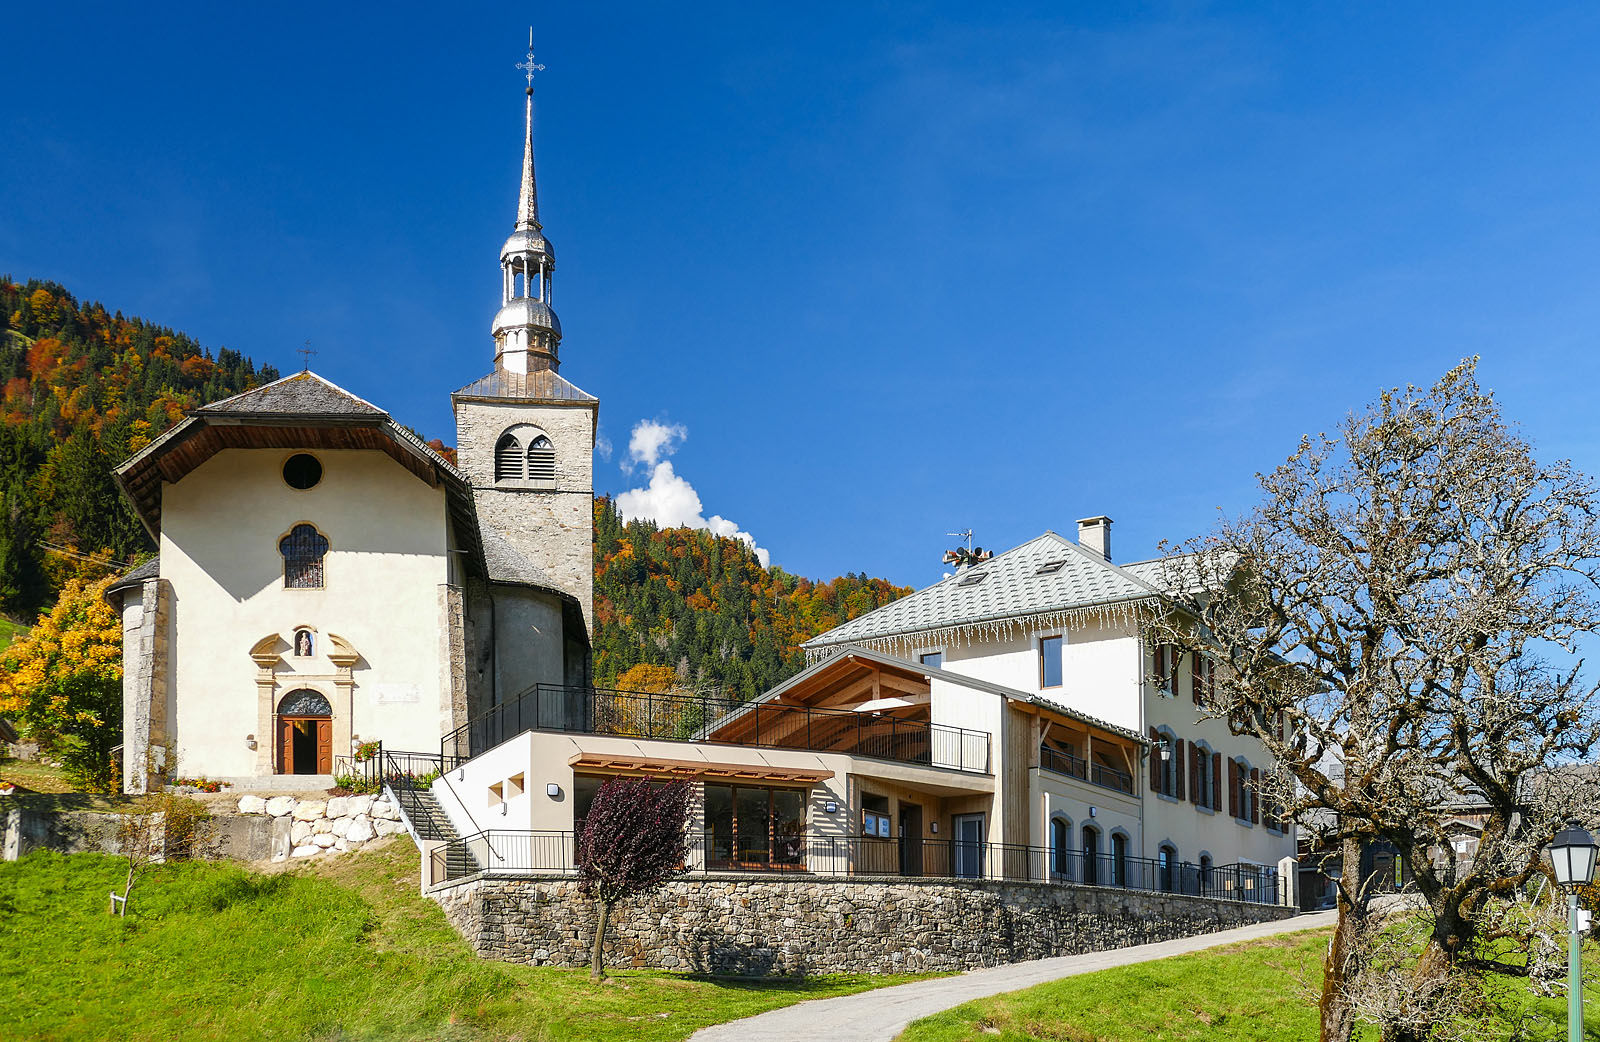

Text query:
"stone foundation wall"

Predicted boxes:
[[430, 875, 1298, 976]]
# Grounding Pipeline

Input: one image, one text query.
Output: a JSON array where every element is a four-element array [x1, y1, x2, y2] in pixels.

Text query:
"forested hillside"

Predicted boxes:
[[0, 277, 907, 696], [593, 497, 911, 698], [0, 279, 279, 617]]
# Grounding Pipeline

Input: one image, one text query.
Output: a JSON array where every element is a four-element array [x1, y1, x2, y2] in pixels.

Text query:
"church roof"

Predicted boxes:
[[114, 370, 484, 573], [479, 525, 555, 590], [804, 531, 1162, 654], [453, 368, 597, 404], [196, 371, 387, 417]]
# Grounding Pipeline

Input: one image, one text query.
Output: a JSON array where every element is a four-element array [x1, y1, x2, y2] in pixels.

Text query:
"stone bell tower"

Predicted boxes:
[[453, 34, 597, 636]]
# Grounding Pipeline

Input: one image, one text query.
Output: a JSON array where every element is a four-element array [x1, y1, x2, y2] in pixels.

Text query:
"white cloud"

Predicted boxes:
[[595, 428, 614, 462], [615, 420, 770, 567], [624, 419, 687, 473]]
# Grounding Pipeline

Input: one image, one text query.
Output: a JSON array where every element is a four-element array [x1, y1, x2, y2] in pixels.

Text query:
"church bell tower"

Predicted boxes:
[[454, 33, 597, 640]]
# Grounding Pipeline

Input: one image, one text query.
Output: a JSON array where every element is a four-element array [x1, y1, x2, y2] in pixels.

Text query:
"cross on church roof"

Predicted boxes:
[[297, 339, 318, 370], [517, 29, 545, 88]]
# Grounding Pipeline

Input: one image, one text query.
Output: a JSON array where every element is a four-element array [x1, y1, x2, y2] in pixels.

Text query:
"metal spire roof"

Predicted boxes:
[[515, 31, 544, 232]]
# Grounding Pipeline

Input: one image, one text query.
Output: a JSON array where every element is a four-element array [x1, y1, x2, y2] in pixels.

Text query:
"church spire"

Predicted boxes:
[[492, 30, 561, 375], [515, 30, 543, 232]]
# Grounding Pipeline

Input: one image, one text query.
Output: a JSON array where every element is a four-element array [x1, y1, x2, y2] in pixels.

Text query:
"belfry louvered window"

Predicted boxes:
[[280, 524, 329, 589], [526, 435, 555, 482], [495, 434, 525, 481]]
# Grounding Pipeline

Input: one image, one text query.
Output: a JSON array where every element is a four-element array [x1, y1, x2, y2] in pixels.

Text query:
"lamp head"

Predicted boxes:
[[1550, 820, 1598, 888]]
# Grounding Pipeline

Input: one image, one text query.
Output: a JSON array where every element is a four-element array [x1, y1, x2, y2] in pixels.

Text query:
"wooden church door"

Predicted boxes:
[[315, 718, 332, 774]]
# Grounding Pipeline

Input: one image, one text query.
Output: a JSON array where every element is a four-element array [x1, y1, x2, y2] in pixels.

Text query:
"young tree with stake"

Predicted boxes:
[[575, 775, 692, 980]]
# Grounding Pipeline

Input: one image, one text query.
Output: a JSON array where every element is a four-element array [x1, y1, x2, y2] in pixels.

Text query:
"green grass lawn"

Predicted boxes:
[[898, 929, 1600, 1042], [0, 614, 31, 647], [0, 837, 927, 1042]]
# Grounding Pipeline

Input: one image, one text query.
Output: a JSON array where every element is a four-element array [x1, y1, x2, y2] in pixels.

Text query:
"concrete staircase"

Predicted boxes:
[[384, 777, 481, 881]]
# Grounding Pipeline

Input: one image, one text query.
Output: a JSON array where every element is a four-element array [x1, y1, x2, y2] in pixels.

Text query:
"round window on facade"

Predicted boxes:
[[283, 453, 323, 490]]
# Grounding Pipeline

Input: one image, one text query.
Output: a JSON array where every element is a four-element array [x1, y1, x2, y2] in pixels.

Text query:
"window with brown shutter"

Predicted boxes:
[[1250, 768, 1262, 824], [1212, 752, 1223, 811], [1191, 652, 1202, 704], [1189, 744, 1201, 804], [1174, 739, 1186, 801], [1149, 729, 1162, 793], [1228, 759, 1240, 818]]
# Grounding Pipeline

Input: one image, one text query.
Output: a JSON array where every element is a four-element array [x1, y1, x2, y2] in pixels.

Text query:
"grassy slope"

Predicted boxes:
[[899, 929, 1600, 1042], [0, 838, 926, 1042]]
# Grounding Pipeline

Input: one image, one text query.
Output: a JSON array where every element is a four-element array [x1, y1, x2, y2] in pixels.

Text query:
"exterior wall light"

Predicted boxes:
[[546, 783, 562, 798], [1089, 806, 1097, 817], [824, 801, 838, 814], [245, 734, 257, 750], [930, 821, 938, 834]]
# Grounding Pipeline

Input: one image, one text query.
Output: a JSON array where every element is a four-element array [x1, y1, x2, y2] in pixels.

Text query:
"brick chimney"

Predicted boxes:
[[1076, 516, 1113, 561]]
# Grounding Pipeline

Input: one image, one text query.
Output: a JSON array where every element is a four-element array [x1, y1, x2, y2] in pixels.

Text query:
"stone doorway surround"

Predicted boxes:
[[250, 631, 361, 776]]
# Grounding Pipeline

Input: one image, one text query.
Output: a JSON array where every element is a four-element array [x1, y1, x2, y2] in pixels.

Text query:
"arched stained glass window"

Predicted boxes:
[[280, 524, 329, 589], [495, 433, 524, 481], [526, 435, 555, 482]]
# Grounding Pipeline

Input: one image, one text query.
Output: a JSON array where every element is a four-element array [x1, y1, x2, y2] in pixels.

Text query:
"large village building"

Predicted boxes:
[[105, 52, 1295, 912]]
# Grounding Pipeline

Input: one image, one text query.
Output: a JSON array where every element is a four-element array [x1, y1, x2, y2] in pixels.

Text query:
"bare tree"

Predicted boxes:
[[575, 776, 692, 981], [1148, 360, 1600, 1042]]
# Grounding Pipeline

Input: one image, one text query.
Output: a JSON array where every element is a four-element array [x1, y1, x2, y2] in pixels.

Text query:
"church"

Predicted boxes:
[[107, 72, 596, 792]]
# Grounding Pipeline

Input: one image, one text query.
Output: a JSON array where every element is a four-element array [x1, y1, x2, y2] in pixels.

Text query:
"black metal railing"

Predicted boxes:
[[1039, 746, 1135, 795], [441, 684, 991, 774], [426, 828, 1282, 906]]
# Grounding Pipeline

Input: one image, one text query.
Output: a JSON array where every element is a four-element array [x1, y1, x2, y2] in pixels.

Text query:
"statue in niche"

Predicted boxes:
[[294, 629, 314, 657]]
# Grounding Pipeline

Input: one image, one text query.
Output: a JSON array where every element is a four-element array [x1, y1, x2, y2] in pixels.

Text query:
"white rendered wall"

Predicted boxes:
[[160, 447, 452, 779]]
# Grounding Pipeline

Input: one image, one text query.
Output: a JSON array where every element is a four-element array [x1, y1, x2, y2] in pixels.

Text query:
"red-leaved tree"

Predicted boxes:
[[575, 776, 692, 980]]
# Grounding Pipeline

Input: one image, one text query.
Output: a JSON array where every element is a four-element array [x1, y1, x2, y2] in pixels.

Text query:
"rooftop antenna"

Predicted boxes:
[[297, 339, 318, 371], [942, 528, 992, 570]]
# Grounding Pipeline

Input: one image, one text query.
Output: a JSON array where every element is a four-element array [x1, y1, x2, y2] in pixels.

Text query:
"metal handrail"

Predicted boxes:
[[442, 684, 992, 774], [378, 744, 497, 861], [425, 828, 1283, 906], [1039, 745, 1135, 795]]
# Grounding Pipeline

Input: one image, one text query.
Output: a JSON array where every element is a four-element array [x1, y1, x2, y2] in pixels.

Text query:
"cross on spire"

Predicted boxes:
[[297, 339, 318, 370], [517, 29, 545, 88]]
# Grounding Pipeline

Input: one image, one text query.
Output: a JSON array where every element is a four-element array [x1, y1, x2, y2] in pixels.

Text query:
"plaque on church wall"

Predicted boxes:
[[375, 683, 421, 705]]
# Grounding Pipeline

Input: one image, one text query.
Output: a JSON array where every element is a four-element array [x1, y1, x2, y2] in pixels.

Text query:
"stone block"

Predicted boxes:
[[313, 833, 338, 848], [371, 799, 400, 821], [326, 796, 350, 819], [290, 820, 312, 845], [347, 794, 375, 817], [265, 796, 295, 817], [311, 818, 334, 835], [373, 817, 404, 836], [290, 844, 321, 858], [346, 815, 376, 843], [292, 800, 327, 821], [237, 795, 268, 815]]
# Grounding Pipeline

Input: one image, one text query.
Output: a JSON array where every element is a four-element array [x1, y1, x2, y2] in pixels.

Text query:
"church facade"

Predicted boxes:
[[108, 75, 596, 792]]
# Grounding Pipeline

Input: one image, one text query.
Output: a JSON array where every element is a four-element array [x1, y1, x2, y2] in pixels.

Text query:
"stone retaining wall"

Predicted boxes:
[[430, 874, 1298, 976], [234, 793, 406, 860]]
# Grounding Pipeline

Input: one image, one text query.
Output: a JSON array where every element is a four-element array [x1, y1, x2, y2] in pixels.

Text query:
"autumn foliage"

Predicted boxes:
[[0, 278, 277, 616], [0, 574, 124, 790], [592, 496, 911, 698]]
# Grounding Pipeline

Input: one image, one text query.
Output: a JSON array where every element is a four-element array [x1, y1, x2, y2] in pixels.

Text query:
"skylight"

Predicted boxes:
[[957, 571, 988, 587], [1035, 560, 1067, 575]]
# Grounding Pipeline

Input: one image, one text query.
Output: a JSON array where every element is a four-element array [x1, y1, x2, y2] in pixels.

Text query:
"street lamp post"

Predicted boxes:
[[1549, 821, 1598, 1042]]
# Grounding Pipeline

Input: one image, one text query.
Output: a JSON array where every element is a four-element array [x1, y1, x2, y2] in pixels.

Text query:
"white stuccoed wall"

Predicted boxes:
[[159, 447, 453, 779]]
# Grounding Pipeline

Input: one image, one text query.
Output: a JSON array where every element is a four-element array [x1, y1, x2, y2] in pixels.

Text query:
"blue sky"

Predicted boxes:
[[5, 3, 1600, 589]]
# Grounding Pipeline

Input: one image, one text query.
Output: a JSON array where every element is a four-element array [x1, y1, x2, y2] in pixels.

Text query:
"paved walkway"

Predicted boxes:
[[689, 910, 1338, 1042]]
